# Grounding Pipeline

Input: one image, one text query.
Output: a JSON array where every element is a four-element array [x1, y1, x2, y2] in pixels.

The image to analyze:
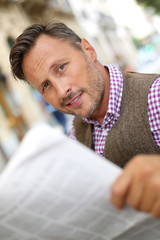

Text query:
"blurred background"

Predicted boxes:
[[0, 0, 160, 170]]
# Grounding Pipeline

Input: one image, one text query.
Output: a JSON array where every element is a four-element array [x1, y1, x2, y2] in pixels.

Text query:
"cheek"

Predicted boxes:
[[43, 93, 59, 108], [27, 74, 41, 90], [70, 59, 88, 83], [71, 69, 88, 87]]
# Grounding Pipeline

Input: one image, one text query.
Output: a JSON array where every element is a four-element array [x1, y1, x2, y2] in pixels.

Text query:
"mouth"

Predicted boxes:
[[66, 92, 82, 107]]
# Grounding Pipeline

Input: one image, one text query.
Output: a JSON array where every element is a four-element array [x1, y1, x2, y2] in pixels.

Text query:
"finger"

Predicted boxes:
[[151, 198, 160, 218], [125, 177, 144, 210], [126, 167, 153, 210], [138, 186, 156, 213], [111, 171, 132, 209], [136, 168, 160, 212]]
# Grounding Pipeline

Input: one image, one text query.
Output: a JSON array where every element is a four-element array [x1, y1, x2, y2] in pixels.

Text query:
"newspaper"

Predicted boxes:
[[0, 122, 159, 240]]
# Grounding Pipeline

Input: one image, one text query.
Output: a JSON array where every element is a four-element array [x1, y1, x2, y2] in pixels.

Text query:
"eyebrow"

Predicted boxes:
[[48, 58, 66, 73]]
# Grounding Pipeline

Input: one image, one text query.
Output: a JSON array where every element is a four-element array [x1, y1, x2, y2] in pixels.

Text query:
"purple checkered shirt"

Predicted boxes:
[[70, 65, 160, 156]]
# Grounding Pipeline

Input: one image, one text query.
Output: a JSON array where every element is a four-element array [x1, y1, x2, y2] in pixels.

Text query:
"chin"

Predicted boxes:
[[75, 111, 93, 119]]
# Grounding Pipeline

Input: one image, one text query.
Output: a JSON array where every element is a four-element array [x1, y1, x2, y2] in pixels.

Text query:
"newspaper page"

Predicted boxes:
[[0, 123, 159, 240]]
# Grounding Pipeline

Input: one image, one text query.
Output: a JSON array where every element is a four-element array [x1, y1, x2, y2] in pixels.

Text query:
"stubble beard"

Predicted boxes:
[[74, 59, 105, 119]]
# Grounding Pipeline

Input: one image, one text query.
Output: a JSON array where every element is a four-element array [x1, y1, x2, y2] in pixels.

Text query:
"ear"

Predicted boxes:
[[81, 38, 97, 62]]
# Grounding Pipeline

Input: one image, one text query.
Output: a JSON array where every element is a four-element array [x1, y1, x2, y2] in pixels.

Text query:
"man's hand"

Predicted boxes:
[[111, 154, 160, 218]]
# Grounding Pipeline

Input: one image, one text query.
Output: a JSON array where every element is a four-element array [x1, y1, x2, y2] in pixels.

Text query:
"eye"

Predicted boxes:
[[42, 81, 50, 93], [58, 64, 66, 72]]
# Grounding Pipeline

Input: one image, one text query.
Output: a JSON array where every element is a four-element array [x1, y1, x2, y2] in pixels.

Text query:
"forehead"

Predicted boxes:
[[22, 34, 78, 86], [22, 34, 80, 72], [22, 35, 73, 72], [31, 34, 73, 53]]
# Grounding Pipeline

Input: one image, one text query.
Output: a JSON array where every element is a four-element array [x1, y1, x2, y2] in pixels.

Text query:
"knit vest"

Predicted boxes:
[[74, 72, 160, 168]]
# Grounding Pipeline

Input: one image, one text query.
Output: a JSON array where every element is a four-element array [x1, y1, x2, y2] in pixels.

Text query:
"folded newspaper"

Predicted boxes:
[[0, 123, 160, 240]]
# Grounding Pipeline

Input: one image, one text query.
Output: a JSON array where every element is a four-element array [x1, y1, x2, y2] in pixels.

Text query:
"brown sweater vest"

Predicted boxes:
[[74, 71, 160, 168]]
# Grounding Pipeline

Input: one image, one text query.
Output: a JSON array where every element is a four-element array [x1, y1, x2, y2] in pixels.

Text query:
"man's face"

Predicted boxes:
[[22, 35, 106, 119]]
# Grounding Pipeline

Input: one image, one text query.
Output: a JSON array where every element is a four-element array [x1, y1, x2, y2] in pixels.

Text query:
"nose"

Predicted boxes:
[[54, 79, 72, 99]]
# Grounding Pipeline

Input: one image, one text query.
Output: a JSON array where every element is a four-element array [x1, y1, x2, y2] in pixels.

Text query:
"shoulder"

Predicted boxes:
[[148, 77, 160, 120], [149, 77, 160, 101], [122, 71, 160, 81]]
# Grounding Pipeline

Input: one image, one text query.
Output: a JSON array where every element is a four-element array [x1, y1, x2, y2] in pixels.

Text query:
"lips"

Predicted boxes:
[[68, 95, 81, 105], [66, 92, 82, 107]]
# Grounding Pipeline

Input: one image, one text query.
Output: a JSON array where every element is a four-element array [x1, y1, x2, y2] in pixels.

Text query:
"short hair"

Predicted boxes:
[[9, 21, 82, 81]]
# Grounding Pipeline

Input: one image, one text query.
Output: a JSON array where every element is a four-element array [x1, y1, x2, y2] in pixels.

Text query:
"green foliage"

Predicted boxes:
[[136, 0, 160, 14]]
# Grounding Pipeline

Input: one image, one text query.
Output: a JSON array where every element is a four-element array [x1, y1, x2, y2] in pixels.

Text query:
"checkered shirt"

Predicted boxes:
[[69, 65, 160, 156]]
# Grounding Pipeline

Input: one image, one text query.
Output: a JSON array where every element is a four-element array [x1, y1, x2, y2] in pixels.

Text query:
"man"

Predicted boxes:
[[10, 21, 160, 217]]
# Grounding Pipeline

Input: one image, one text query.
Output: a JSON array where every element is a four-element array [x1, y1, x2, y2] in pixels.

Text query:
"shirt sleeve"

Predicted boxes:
[[148, 77, 160, 148]]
